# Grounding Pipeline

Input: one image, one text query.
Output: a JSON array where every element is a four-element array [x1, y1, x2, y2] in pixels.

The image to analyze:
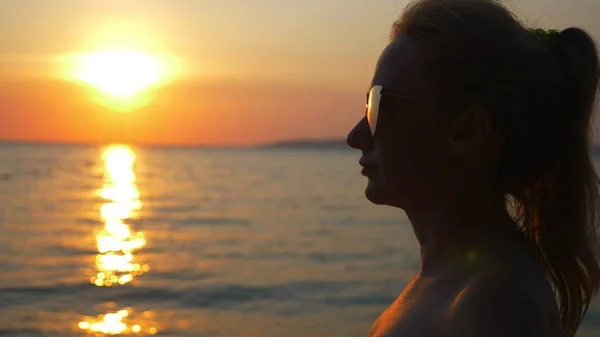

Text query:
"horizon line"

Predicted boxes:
[[0, 137, 348, 149]]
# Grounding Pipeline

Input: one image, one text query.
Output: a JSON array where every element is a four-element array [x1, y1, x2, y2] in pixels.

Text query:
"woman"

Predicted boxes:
[[346, 0, 600, 336]]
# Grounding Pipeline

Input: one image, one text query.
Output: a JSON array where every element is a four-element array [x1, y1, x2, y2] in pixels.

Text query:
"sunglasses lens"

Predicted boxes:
[[366, 86, 381, 136]]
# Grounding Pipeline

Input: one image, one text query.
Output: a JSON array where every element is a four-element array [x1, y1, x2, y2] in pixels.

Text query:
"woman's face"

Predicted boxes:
[[346, 36, 456, 209]]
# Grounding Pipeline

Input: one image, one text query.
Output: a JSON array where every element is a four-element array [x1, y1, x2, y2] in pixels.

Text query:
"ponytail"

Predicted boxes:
[[512, 27, 600, 337]]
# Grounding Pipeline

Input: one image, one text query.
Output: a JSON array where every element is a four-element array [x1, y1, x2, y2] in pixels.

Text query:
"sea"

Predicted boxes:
[[0, 142, 598, 337]]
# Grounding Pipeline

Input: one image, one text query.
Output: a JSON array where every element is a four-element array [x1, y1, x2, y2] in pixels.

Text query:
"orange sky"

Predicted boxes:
[[1, 0, 599, 145]]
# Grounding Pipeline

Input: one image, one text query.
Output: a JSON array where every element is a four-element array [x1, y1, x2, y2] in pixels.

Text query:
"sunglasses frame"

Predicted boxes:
[[365, 85, 421, 136], [365, 85, 461, 136]]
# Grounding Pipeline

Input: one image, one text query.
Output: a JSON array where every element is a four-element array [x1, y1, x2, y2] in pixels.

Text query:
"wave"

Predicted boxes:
[[0, 279, 374, 311], [174, 216, 250, 227], [0, 328, 43, 336], [75, 214, 251, 228]]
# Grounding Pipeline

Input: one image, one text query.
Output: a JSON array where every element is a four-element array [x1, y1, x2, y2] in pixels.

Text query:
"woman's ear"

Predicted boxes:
[[449, 108, 492, 157]]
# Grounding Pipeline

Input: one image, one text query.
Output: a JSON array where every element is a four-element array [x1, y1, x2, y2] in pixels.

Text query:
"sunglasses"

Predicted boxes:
[[365, 85, 421, 136], [365, 85, 458, 136]]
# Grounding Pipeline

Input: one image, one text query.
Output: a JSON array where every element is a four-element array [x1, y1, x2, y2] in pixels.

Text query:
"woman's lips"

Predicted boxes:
[[360, 166, 376, 176], [359, 157, 376, 176]]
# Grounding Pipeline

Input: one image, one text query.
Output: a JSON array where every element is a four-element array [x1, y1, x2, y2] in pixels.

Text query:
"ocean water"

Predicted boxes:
[[0, 143, 598, 337]]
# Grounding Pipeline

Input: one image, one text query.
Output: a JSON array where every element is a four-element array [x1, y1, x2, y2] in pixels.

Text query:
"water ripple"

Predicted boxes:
[[0, 280, 365, 310]]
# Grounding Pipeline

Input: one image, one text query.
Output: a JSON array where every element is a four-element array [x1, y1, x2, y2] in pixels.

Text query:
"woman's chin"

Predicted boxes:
[[364, 179, 387, 205]]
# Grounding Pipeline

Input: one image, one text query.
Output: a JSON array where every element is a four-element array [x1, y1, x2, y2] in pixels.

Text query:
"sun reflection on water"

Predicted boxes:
[[91, 145, 149, 287], [79, 145, 158, 335], [78, 309, 158, 335]]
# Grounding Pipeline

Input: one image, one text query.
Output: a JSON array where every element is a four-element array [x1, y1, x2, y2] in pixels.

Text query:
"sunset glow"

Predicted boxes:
[[74, 50, 164, 98], [2, 1, 594, 145]]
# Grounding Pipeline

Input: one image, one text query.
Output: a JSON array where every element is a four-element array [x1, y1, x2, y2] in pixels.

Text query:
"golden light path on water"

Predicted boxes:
[[79, 145, 157, 335], [93, 145, 148, 286], [78, 309, 157, 336]]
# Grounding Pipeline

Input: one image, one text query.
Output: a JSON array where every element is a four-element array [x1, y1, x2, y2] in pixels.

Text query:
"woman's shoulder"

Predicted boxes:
[[447, 266, 561, 337]]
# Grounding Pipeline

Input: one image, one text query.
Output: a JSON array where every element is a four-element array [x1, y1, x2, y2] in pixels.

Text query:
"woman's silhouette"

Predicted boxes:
[[347, 0, 600, 336]]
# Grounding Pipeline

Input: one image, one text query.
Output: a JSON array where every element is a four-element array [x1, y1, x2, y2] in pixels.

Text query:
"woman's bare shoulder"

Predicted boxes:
[[447, 268, 561, 337]]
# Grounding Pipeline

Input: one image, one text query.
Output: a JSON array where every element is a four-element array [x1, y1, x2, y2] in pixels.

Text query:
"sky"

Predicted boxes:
[[1, 0, 599, 146]]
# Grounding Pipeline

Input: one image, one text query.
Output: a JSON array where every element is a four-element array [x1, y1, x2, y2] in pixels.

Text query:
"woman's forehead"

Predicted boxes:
[[371, 37, 429, 93]]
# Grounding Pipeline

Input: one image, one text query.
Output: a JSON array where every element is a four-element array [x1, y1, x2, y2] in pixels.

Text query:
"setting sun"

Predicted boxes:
[[74, 50, 164, 97]]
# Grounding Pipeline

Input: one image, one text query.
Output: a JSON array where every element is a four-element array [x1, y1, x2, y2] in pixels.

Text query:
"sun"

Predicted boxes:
[[74, 50, 164, 98]]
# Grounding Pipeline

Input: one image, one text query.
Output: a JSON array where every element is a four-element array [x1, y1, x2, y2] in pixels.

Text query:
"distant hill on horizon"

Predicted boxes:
[[257, 138, 349, 150]]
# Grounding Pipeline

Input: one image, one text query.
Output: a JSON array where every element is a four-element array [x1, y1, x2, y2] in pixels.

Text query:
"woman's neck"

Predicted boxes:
[[406, 182, 522, 277]]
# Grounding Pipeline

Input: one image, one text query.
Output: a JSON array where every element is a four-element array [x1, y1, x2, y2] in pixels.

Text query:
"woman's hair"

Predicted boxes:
[[393, 0, 600, 336]]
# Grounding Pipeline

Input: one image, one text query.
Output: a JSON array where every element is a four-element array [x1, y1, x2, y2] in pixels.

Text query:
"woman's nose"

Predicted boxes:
[[346, 117, 372, 150]]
